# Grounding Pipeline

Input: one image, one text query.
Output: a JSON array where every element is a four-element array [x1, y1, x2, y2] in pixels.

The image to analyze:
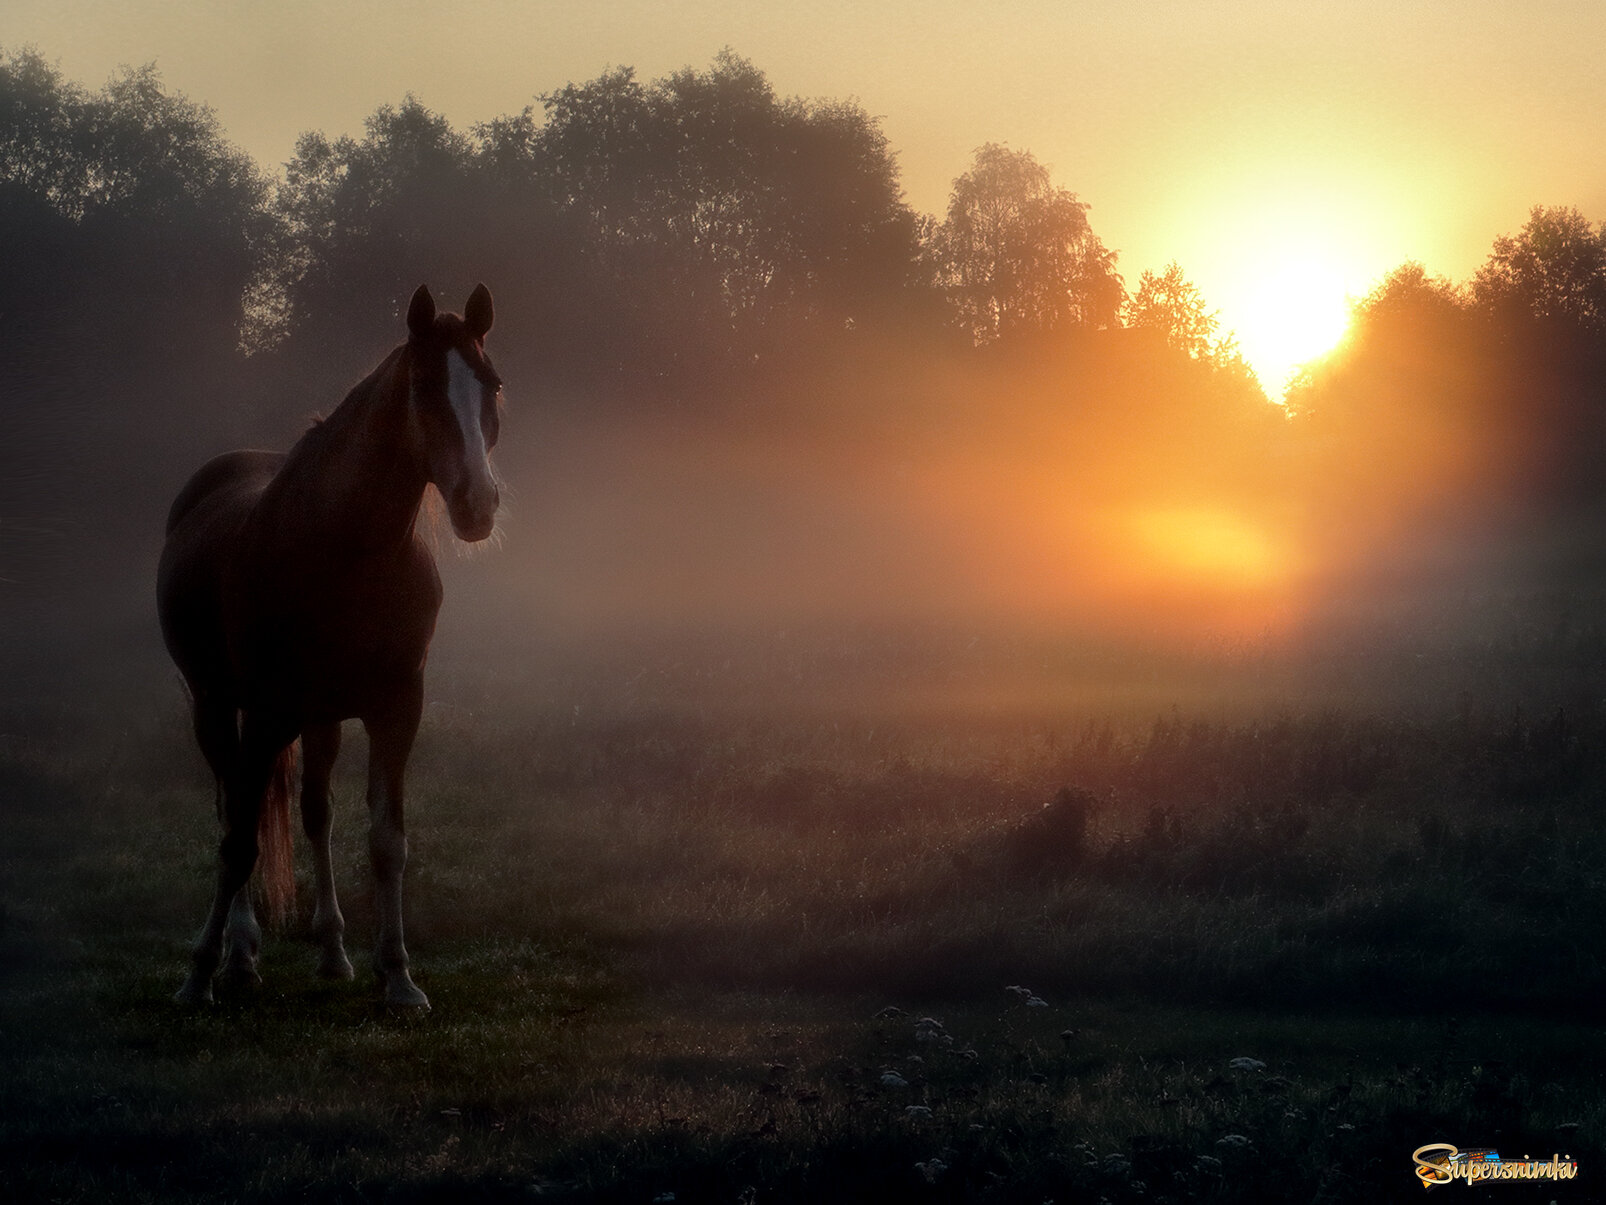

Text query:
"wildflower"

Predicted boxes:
[[1228, 1057, 1267, 1072]]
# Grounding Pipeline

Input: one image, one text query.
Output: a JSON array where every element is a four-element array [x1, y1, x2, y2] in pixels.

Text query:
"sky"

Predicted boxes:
[[6, 0, 1606, 392]]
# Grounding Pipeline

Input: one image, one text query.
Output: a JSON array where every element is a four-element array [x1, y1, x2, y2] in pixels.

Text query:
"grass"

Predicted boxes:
[[2, 691, 1604, 1201]]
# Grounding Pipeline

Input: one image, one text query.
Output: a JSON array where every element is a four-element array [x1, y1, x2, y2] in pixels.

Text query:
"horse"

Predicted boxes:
[[157, 283, 504, 1008]]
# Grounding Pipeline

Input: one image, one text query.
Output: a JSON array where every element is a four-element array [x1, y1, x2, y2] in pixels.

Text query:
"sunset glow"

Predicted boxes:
[[4, 0, 1604, 656], [1127, 508, 1285, 593], [1235, 254, 1354, 396], [1173, 180, 1397, 398]]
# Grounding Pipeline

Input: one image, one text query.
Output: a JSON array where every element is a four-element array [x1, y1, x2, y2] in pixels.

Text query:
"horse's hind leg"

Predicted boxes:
[[190, 692, 238, 818], [176, 711, 292, 1004], [301, 722, 354, 980], [179, 695, 260, 997]]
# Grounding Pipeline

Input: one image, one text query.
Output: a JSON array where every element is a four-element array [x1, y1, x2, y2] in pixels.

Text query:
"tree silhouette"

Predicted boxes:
[[0, 49, 271, 344], [273, 96, 485, 363], [1472, 205, 1606, 341], [935, 143, 1123, 344], [1126, 261, 1219, 361], [528, 51, 926, 374], [267, 53, 927, 389], [0, 49, 277, 624]]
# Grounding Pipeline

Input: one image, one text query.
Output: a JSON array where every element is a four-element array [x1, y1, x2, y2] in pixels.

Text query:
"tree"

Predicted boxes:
[[270, 53, 929, 387], [273, 95, 486, 361], [935, 143, 1123, 344], [1125, 261, 1219, 360], [1472, 205, 1606, 338], [0, 49, 280, 625], [529, 51, 927, 370], [0, 48, 272, 338], [0, 46, 84, 210]]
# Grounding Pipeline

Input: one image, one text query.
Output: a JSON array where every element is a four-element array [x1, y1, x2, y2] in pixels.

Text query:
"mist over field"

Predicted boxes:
[[6, 46, 1606, 727]]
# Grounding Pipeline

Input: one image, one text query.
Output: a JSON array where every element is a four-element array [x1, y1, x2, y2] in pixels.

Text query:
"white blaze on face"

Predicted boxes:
[[443, 348, 498, 534]]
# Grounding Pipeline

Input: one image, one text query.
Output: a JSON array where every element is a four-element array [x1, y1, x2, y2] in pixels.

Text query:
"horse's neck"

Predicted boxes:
[[271, 348, 428, 556]]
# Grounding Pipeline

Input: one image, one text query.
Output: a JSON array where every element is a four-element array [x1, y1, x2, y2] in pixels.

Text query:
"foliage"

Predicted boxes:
[[272, 95, 485, 359], [268, 53, 928, 386], [1288, 222, 1606, 606], [0, 48, 279, 613], [1472, 205, 1606, 339], [543, 52, 925, 337], [934, 143, 1124, 344], [0, 47, 273, 339], [1125, 261, 1219, 361]]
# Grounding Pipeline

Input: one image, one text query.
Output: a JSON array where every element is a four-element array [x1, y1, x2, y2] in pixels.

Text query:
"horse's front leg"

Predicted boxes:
[[220, 887, 263, 986], [363, 681, 429, 1009], [301, 721, 355, 980]]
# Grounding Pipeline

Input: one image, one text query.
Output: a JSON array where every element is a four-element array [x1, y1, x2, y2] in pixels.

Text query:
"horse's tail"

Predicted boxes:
[[256, 739, 298, 928]]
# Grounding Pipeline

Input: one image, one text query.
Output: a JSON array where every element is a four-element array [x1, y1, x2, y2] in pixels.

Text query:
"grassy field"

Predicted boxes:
[[2, 680, 1604, 1202]]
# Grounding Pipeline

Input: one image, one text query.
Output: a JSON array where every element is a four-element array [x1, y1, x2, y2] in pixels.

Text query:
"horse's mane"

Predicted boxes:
[[281, 344, 408, 475]]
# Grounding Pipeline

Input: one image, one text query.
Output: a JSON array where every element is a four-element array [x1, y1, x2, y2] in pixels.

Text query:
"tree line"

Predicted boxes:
[[6, 44, 1606, 639], [0, 47, 1257, 388]]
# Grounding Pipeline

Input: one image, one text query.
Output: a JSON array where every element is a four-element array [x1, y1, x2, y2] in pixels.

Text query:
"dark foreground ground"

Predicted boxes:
[[2, 684, 1603, 1202]]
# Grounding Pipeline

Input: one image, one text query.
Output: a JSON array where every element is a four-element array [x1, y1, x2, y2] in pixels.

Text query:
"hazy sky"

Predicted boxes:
[[6, 0, 1606, 388]]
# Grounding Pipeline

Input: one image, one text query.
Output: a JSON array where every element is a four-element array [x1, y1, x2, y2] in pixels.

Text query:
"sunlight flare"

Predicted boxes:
[[1236, 253, 1353, 394], [1127, 507, 1284, 591]]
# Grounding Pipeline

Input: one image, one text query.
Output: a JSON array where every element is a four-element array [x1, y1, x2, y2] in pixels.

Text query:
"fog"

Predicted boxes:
[[6, 51, 1606, 731]]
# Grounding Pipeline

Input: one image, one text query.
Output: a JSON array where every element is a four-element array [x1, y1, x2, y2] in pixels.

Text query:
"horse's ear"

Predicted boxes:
[[407, 285, 436, 341], [464, 283, 494, 340]]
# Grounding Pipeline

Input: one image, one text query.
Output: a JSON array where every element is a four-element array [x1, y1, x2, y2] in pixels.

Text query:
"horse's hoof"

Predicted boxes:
[[318, 952, 356, 981], [384, 981, 430, 1010], [174, 978, 214, 1006], [214, 968, 263, 1002], [219, 961, 264, 986]]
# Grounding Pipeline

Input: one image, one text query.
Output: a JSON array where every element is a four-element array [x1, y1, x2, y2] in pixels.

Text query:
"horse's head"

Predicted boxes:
[[405, 283, 503, 542]]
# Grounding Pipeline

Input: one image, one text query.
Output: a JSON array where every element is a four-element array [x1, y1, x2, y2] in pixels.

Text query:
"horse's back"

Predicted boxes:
[[165, 450, 286, 535], [158, 450, 285, 699]]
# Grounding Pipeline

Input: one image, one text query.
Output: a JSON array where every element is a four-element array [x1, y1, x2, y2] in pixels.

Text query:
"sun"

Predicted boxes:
[[1161, 178, 1395, 401], [1234, 252, 1354, 396]]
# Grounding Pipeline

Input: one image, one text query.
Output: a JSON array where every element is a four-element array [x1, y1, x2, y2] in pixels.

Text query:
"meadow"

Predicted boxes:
[[2, 638, 1604, 1203]]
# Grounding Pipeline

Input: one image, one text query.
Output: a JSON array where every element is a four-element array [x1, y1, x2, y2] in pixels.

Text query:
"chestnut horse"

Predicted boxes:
[[158, 284, 504, 1008]]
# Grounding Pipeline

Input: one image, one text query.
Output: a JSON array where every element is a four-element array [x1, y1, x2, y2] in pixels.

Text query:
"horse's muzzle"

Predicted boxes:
[[448, 486, 499, 542]]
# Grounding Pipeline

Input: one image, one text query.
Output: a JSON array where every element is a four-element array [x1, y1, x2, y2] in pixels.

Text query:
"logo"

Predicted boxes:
[[1413, 1144, 1579, 1188]]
